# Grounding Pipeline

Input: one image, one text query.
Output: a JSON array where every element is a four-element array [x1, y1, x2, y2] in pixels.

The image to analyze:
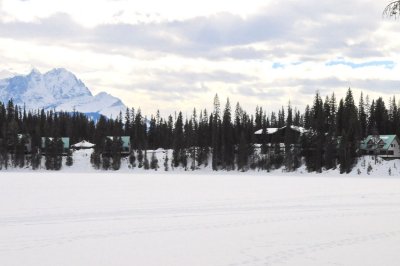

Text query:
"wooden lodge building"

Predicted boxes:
[[360, 135, 400, 159], [254, 126, 307, 144]]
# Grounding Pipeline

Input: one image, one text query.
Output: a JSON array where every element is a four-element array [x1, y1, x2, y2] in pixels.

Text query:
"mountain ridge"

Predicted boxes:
[[0, 68, 127, 118]]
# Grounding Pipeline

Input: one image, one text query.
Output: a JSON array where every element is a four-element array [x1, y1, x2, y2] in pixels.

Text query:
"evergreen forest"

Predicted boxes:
[[0, 88, 399, 173]]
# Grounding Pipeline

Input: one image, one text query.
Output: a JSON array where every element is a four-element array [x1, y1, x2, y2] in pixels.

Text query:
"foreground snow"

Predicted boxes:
[[1, 173, 400, 265]]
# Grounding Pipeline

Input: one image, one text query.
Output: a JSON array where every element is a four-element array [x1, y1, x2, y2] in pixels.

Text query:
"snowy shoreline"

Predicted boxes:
[[1, 152, 399, 177]]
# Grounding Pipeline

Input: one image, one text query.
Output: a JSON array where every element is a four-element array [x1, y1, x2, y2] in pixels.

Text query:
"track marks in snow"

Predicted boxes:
[[232, 230, 400, 266], [2, 175, 400, 266]]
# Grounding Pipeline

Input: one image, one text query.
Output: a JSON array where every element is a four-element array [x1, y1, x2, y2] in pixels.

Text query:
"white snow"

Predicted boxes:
[[0, 70, 15, 79], [0, 173, 400, 266]]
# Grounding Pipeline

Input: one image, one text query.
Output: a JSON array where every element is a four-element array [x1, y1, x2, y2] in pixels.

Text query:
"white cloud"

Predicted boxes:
[[0, 0, 400, 116]]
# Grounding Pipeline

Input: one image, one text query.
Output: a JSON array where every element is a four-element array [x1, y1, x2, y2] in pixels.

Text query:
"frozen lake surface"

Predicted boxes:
[[1, 173, 400, 265]]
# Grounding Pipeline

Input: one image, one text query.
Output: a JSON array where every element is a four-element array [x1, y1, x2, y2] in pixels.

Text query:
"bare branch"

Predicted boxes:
[[383, 1, 400, 18]]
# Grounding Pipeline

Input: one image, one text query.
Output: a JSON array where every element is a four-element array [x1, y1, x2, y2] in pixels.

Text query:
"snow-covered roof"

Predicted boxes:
[[254, 126, 306, 135], [360, 135, 398, 151], [254, 128, 278, 135], [71, 140, 95, 148], [290, 126, 307, 134]]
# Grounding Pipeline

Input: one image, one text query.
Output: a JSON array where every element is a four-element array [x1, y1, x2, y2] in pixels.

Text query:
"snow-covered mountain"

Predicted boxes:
[[0, 68, 127, 118], [0, 70, 16, 79]]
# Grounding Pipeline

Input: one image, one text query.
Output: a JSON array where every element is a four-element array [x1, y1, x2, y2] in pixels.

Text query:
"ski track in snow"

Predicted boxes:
[[1, 174, 400, 265]]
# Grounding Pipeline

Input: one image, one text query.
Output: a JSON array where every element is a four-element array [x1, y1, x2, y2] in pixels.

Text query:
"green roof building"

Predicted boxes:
[[106, 136, 131, 154], [360, 135, 400, 158], [41, 137, 70, 154]]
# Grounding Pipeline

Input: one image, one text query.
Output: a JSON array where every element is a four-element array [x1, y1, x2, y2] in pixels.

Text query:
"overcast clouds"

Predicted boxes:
[[0, 0, 399, 115]]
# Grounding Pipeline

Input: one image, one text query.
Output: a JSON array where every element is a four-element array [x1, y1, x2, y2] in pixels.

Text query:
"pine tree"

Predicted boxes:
[[336, 99, 344, 136], [102, 155, 110, 170], [31, 147, 41, 170], [90, 149, 101, 170], [44, 138, 53, 170], [164, 152, 169, 171], [310, 92, 325, 173], [324, 93, 337, 170], [129, 151, 136, 168], [144, 149, 150, 170], [172, 112, 184, 168], [54, 138, 63, 170], [137, 149, 143, 168], [237, 131, 248, 171], [359, 92, 367, 139], [339, 88, 360, 173], [222, 98, 234, 170], [150, 151, 159, 170], [15, 137, 25, 168], [211, 94, 221, 170], [284, 102, 295, 172], [66, 151, 73, 167], [303, 105, 311, 129], [111, 137, 122, 170]]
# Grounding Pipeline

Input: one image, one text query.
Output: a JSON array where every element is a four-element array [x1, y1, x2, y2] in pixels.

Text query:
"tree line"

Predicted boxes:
[[0, 88, 399, 173]]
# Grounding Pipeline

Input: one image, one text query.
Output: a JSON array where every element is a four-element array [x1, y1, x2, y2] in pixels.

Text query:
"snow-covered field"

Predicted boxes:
[[1, 173, 400, 265]]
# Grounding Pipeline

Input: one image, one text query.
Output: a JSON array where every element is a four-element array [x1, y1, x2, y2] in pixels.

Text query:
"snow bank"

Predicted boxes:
[[3, 148, 400, 176]]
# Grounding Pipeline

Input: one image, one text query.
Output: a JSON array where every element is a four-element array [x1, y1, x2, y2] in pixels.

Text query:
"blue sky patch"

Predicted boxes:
[[272, 62, 285, 69], [326, 60, 395, 69]]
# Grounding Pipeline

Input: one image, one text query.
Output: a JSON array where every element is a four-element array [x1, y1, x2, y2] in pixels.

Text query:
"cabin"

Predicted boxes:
[[254, 126, 306, 144], [71, 140, 95, 150], [41, 137, 70, 155], [17, 134, 32, 153], [106, 136, 131, 154], [0, 134, 32, 153], [360, 135, 400, 159]]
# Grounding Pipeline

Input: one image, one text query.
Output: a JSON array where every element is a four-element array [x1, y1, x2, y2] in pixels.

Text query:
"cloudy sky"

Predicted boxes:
[[0, 0, 399, 116]]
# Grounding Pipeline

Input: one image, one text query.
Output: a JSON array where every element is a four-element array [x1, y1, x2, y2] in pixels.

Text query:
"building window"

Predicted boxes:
[[388, 150, 394, 156]]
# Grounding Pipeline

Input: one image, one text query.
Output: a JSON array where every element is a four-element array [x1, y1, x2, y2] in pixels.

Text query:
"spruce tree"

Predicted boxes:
[[164, 152, 169, 171], [54, 138, 63, 170], [90, 149, 101, 170], [237, 131, 248, 171], [222, 98, 234, 170], [284, 102, 295, 172], [129, 151, 136, 168], [31, 147, 41, 170], [311, 92, 325, 173], [339, 88, 361, 173], [359, 92, 367, 139], [144, 149, 150, 170], [172, 112, 184, 168], [111, 137, 122, 170], [66, 151, 73, 167], [150, 151, 159, 170], [211, 94, 221, 170], [137, 149, 143, 168]]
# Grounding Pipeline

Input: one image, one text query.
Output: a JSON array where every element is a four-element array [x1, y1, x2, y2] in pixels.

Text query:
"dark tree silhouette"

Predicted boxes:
[[384, 1, 400, 18]]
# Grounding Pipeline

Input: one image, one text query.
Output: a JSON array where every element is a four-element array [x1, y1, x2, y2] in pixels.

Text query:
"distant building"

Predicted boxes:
[[41, 137, 70, 154], [106, 136, 131, 154], [71, 140, 95, 150], [360, 135, 400, 159], [17, 134, 32, 153], [0, 134, 32, 153], [254, 126, 307, 144]]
